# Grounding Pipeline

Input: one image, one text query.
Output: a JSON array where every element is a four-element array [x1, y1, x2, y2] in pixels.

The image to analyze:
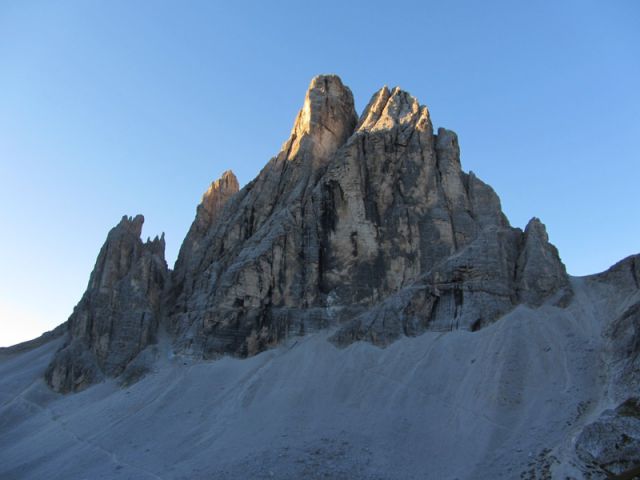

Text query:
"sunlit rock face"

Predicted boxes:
[[165, 75, 361, 358], [287, 74, 358, 162], [46, 74, 574, 391], [45, 215, 168, 392], [165, 74, 572, 358]]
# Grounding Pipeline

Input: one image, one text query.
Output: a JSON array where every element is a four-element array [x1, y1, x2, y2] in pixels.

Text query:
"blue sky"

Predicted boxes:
[[1, 0, 638, 346]]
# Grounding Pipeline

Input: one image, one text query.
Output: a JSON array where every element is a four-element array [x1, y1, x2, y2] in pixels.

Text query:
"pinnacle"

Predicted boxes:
[[117, 214, 144, 237], [221, 169, 236, 180], [283, 74, 358, 162], [523, 217, 549, 241], [203, 170, 239, 201], [357, 84, 431, 134]]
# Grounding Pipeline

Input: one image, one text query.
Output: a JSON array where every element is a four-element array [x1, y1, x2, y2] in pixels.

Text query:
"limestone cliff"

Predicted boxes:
[[46, 215, 168, 392], [166, 76, 572, 358], [46, 75, 573, 392], [172, 169, 240, 285]]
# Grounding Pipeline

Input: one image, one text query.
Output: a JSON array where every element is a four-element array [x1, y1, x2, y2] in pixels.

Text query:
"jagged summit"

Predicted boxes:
[[285, 74, 357, 162], [172, 169, 240, 285], [4, 74, 639, 480], [195, 169, 239, 238], [119, 214, 144, 235], [203, 170, 238, 199], [46, 213, 168, 392], [357, 85, 431, 134], [46, 75, 574, 393], [517, 217, 572, 306]]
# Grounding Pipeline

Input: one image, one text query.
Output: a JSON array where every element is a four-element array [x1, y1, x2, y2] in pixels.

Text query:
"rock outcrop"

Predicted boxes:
[[575, 398, 640, 476], [164, 76, 571, 358], [516, 217, 572, 307], [46, 215, 168, 392], [590, 254, 640, 402], [166, 75, 360, 358], [46, 75, 573, 392], [172, 170, 239, 285], [564, 254, 640, 477]]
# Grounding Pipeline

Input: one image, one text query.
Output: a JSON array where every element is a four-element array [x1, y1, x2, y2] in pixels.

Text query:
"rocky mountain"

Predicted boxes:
[[45, 215, 168, 392], [1, 75, 637, 480], [46, 75, 572, 390]]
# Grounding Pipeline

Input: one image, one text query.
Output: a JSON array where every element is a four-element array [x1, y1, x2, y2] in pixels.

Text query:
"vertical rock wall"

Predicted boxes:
[[46, 75, 573, 392], [46, 215, 168, 392]]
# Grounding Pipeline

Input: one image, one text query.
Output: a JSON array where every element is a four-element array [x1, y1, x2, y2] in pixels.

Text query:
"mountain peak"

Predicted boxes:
[[357, 85, 431, 134], [202, 169, 238, 203], [117, 214, 145, 237], [284, 74, 358, 162], [171, 169, 240, 281], [46, 76, 573, 392], [516, 217, 571, 306], [46, 212, 168, 392], [197, 169, 239, 231], [9, 75, 638, 480]]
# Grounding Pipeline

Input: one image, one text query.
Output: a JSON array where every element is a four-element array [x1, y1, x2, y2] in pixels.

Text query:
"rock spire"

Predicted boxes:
[[46, 75, 572, 392]]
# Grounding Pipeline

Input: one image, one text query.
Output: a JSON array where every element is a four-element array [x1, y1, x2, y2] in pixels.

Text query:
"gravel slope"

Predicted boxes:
[[0, 277, 625, 479]]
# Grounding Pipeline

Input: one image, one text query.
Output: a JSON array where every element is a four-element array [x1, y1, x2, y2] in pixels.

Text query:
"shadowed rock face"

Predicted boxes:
[[575, 398, 640, 476], [46, 215, 168, 392], [564, 254, 640, 476], [516, 217, 572, 307], [594, 254, 640, 401], [172, 170, 240, 285], [46, 75, 574, 392]]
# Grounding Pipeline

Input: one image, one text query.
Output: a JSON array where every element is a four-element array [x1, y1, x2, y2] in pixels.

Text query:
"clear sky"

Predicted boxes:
[[1, 1, 638, 346]]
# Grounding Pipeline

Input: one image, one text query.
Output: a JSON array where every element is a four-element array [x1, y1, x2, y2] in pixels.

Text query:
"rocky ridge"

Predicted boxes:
[[45, 215, 168, 392], [46, 74, 574, 392], [2, 74, 638, 479]]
